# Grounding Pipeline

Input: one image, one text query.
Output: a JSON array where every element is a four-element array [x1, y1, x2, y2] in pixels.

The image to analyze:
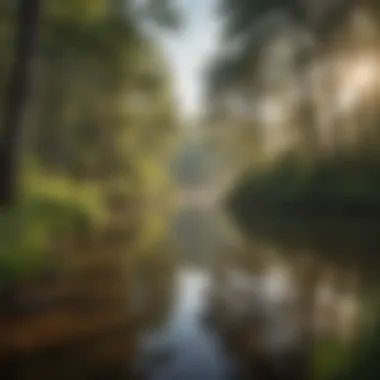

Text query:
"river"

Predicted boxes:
[[2, 190, 379, 379], [132, 194, 380, 380], [134, 204, 242, 380]]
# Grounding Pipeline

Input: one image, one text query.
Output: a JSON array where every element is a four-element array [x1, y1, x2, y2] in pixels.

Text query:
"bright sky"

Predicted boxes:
[[158, 0, 220, 121]]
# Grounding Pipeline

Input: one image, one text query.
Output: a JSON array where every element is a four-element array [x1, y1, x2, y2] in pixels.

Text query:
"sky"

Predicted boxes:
[[158, 0, 220, 121]]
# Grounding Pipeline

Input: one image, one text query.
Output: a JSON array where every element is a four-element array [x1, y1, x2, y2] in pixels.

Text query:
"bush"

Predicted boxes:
[[312, 337, 351, 380], [330, 323, 380, 380], [229, 152, 380, 218], [0, 166, 105, 284]]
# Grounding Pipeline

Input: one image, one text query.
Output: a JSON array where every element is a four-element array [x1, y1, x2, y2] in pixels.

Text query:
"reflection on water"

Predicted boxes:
[[134, 202, 378, 380], [1, 197, 379, 379], [136, 267, 237, 380], [170, 207, 241, 266]]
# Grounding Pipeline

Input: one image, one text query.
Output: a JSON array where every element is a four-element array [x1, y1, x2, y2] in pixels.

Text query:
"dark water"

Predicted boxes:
[[2, 199, 379, 379], [133, 206, 240, 379], [132, 202, 380, 380]]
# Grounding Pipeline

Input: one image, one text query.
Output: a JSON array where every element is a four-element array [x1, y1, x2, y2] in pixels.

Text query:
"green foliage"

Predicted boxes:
[[329, 322, 380, 380], [209, 0, 359, 92], [143, 0, 182, 30], [0, 0, 179, 284], [0, 172, 104, 283], [230, 152, 380, 217], [0, 206, 48, 282], [0, 0, 178, 181], [312, 337, 352, 380], [220, 0, 305, 40]]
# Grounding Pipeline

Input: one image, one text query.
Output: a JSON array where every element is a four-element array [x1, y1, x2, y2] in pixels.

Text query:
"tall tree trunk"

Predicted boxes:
[[0, 0, 40, 206]]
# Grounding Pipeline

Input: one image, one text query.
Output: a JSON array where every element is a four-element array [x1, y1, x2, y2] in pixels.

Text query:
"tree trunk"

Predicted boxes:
[[0, 0, 40, 206], [299, 59, 321, 158]]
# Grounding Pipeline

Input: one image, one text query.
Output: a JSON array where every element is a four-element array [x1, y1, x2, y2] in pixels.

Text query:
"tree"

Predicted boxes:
[[206, 0, 360, 158], [0, 0, 180, 207], [0, 0, 40, 206]]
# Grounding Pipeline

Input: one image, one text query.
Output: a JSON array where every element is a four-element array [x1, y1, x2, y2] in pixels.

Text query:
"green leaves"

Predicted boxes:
[[138, 0, 182, 30], [209, 0, 358, 95], [44, 0, 107, 23], [41, 12, 139, 67]]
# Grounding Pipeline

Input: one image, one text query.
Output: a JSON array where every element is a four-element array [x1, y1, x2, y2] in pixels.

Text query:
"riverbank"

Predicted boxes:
[[0, 161, 178, 379], [229, 152, 380, 219]]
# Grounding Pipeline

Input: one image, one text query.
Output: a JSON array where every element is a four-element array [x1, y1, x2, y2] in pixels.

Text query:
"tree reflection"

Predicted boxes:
[[133, 242, 177, 333], [204, 224, 373, 380]]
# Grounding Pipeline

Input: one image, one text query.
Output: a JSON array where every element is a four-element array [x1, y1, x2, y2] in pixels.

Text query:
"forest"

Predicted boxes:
[[0, 2, 182, 377], [205, 1, 380, 380], [0, 0, 180, 291], [1, 1, 380, 380], [205, 0, 380, 220]]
